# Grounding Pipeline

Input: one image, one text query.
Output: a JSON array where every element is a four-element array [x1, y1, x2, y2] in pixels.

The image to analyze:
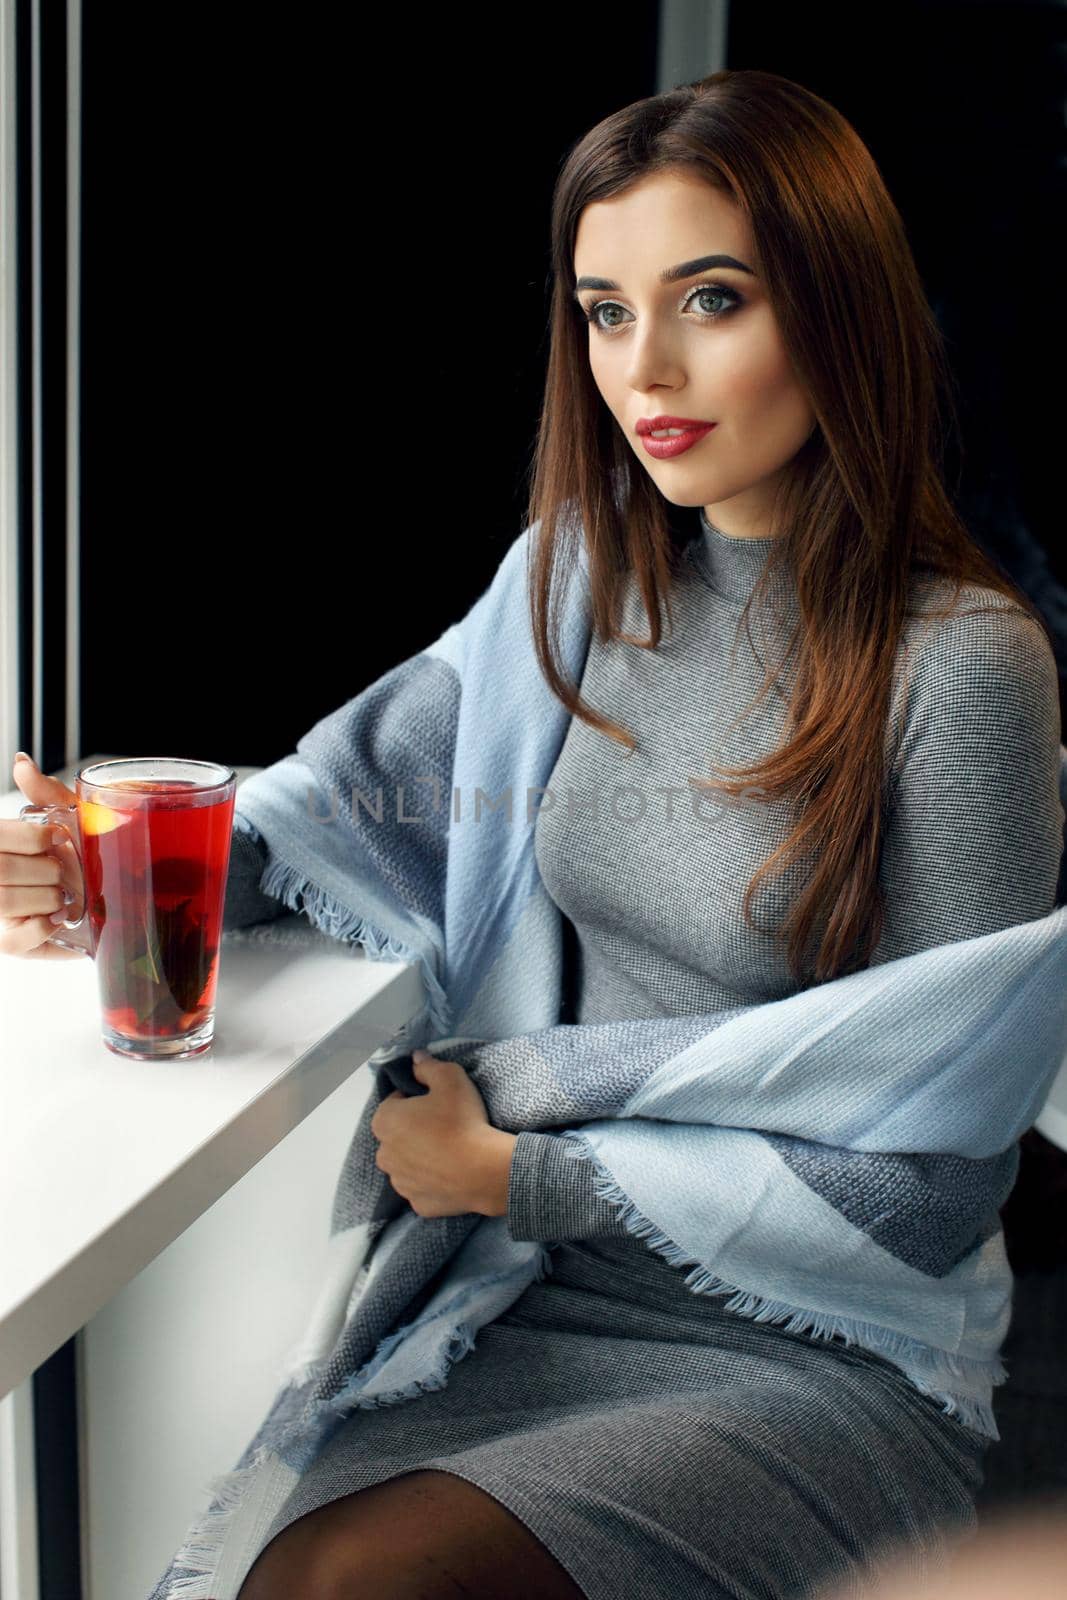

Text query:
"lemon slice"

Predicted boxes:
[[80, 800, 125, 835]]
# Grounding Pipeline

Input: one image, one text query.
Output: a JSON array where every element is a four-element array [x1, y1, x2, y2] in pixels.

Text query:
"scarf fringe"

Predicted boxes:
[[154, 1443, 274, 1599], [558, 1135, 1003, 1438], [253, 846, 450, 1040]]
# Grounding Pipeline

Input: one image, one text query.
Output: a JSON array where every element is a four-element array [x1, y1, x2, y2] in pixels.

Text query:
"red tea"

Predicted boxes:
[[79, 778, 234, 1044]]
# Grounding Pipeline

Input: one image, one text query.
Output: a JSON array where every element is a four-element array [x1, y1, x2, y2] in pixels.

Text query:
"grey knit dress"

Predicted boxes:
[[221, 512, 1065, 1600]]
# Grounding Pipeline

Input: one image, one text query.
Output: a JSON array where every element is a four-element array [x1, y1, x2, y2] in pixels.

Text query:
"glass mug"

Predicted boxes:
[[20, 757, 236, 1061]]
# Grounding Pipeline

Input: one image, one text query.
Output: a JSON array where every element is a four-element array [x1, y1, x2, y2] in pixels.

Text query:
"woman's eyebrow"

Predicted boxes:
[[573, 254, 755, 299]]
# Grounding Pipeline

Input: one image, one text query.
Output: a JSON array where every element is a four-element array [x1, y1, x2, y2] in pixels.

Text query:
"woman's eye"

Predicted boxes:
[[581, 282, 742, 334], [687, 284, 739, 319], [585, 302, 630, 331]]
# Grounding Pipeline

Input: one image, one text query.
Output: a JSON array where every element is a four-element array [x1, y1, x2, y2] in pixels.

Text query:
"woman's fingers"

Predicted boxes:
[[0, 909, 86, 958], [11, 753, 79, 809], [0, 816, 83, 957]]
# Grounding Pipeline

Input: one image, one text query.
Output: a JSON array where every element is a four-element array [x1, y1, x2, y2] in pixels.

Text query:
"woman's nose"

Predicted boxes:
[[623, 328, 686, 394]]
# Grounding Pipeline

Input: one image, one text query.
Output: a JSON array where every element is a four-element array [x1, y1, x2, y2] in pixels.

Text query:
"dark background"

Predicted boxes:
[[79, 2, 1067, 770], [78, 7, 661, 766]]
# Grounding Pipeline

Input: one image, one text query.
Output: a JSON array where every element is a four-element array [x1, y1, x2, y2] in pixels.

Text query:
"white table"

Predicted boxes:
[[0, 760, 423, 1401]]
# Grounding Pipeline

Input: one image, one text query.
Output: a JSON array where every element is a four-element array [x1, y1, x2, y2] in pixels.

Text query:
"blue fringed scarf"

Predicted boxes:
[[152, 523, 1067, 1599]]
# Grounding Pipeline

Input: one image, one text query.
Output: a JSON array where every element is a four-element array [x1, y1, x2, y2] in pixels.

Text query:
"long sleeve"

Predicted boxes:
[[870, 601, 1064, 965], [506, 1130, 632, 1243], [506, 909, 632, 1243], [222, 818, 289, 932]]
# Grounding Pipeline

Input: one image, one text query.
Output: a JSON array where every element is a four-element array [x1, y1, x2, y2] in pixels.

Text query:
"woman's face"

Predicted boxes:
[[572, 169, 817, 540]]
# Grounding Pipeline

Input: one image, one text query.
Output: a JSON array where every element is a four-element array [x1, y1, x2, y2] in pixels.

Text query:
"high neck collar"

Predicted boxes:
[[689, 507, 797, 609]]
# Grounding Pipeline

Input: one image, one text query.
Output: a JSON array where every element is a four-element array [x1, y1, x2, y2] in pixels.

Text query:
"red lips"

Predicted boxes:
[[635, 414, 717, 436]]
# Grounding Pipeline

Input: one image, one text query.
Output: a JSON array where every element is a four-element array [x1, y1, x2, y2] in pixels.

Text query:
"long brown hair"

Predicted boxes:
[[523, 67, 1053, 988]]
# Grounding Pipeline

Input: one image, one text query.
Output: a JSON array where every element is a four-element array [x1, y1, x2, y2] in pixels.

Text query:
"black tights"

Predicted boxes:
[[234, 1468, 586, 1600]]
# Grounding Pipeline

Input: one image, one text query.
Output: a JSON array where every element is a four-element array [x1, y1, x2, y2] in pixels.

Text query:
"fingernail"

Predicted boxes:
[[49, 910, 67, 924], [14, 751, 34, 766]]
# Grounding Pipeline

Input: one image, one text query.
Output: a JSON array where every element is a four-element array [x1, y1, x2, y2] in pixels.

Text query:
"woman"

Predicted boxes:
[[214, 69, 1064, 1600], [7, 67, 1056, 1600]]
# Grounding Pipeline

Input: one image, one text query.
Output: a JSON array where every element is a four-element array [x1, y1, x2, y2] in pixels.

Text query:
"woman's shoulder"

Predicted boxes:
[[905, 570, 1037, 623], [901, 574, 1056, 685], [890, 573, 1061, 777]]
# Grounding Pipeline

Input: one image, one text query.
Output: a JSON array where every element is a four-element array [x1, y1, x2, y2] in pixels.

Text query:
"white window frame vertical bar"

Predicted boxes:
[[0, 0, 19, 779], [66, 0, 79, 767], [655, 0, 729, 94]]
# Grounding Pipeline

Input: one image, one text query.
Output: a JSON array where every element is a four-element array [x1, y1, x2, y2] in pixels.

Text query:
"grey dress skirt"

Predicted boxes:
[[252, 1235, 988, 1600]]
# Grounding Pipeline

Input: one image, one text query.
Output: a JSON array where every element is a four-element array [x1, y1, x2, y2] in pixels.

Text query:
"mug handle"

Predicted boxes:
[[18, 803, 93, 956]]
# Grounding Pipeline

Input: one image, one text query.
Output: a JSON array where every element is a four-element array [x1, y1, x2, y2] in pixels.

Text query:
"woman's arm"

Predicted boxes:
[[222, 819, 289, 932], [871, 598, 1064, 965], [505, 1129, 633, 1242]]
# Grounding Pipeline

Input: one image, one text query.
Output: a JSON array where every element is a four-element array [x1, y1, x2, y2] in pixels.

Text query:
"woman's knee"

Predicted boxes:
[[235, 1469, 585, 1600], [234, 1499, 360, 1600]]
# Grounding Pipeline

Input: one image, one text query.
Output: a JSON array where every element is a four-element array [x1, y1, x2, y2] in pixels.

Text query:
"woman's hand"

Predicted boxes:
[[369, 1050, 517, 1219], [0, 753, 86, 960]]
